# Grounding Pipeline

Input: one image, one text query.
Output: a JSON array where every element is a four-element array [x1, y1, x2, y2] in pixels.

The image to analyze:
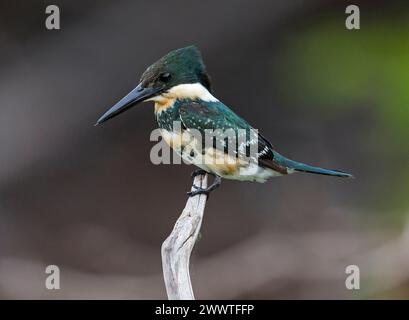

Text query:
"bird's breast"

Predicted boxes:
[[155, 102, 180, 131], [154, 97, 176, 114], [159, 128, 251, 177]]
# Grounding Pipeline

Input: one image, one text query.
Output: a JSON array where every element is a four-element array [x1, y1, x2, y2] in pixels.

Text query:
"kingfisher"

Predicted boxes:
[[96, 46, 352, 196]]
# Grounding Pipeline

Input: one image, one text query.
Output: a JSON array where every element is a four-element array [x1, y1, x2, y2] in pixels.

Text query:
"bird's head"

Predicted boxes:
[[96, 45, 211, 125]]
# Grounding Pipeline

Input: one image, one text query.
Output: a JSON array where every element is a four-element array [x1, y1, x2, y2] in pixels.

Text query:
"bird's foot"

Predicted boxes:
[[187, 175, 222, 197], [191, 169, 208, 178]]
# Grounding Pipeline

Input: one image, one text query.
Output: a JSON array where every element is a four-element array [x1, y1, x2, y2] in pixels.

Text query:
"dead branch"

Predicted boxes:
[[161, 173, 208, 299]]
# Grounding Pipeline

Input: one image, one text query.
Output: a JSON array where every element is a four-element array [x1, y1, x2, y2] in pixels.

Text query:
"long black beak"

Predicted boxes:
[[96, 84, 160, 125]]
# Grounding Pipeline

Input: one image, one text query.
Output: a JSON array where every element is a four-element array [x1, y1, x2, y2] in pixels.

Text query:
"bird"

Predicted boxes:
[[96, 45, 353, 197]]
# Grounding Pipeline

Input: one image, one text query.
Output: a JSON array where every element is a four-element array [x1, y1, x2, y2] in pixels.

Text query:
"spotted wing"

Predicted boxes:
[[178, 101, 288, 174]]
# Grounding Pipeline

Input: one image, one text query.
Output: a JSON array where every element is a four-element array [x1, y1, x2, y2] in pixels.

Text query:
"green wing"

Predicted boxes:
[[178, 101, 250, 132], [178, 101, 288, 174]]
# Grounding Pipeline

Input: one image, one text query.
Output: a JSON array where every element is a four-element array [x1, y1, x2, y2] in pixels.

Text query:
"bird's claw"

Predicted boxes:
[[191, 169, 208, 178], [187, 175, 222, 198], [188, 171, 210, 196], [187, 187, 210, 197]]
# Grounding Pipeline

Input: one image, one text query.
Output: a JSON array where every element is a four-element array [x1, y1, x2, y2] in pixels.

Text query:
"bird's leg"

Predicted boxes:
[[187, 174, 222, 197], [191, 169, 208, 178]]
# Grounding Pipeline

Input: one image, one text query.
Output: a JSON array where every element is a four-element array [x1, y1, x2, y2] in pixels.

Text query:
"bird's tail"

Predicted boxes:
[[273, 152, 353, 178]]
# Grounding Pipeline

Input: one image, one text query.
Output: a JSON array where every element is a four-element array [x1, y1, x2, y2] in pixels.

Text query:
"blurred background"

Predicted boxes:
[[0, 0, 408, 299]]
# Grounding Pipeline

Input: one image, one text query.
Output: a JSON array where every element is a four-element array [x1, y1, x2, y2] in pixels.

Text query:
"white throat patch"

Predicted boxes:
[[147, 83, 218, 103]]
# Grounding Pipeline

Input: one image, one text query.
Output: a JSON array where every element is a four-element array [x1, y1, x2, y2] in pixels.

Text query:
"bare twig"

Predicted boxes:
[[161, 174, 208, 300]]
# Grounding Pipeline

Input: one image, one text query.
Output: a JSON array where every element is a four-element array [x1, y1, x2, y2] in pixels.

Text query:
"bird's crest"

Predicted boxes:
[[140, 45, 212, 91]]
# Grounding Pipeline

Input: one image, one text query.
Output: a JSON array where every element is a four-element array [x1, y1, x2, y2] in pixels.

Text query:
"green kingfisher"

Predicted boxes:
[[96, 46, 353, 196]]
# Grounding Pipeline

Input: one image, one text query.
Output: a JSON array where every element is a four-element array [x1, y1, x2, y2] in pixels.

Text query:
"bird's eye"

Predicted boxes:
[[159, 72, 171, 82]]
